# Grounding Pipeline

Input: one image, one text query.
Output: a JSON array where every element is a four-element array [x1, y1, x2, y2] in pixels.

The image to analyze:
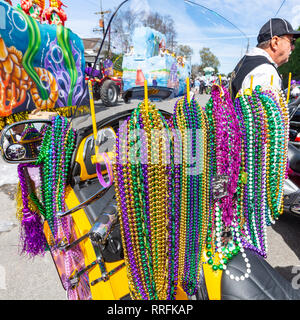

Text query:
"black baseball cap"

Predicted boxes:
[[257, 18, 300, 44]]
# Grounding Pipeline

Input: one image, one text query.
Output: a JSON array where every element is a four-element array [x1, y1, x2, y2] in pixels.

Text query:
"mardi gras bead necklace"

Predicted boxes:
[[172, 96, 210, 295], [234, 86, 289, 258], [257, 87, 288, 218], [238, 91, 268, 256], [204, 85, 248, 278], [114, 101, 179, 300], [36, 115, 76, 242], [36, 115, 82, 299]]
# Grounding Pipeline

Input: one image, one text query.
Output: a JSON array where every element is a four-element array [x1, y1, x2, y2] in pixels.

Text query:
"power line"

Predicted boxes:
[[184, 0, 250, 52], [274, 0, 286, 17]]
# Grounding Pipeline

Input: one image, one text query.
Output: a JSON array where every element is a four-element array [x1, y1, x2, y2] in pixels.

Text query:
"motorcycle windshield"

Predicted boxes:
[[71, 0, 252, 118]]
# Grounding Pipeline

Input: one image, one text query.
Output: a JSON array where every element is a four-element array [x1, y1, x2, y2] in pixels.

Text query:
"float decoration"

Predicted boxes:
[[0, 0, 88, 130], [44, 0, 67, 26], [122, 26, 191, 97], [20, 0, 45, 22]]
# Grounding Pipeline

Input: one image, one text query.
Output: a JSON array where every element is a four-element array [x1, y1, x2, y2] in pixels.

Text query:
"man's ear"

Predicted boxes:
[[270, 36, 280, 50]]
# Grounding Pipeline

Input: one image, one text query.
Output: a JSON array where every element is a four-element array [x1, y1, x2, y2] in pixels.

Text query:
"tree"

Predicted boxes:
[[176, 45, 193, 61], [103, 9, 178, 54], [142, 12, 177, 50], [199, 47, 220, 73], [108, 9, 142, 53], [278, 26, 300, 87]]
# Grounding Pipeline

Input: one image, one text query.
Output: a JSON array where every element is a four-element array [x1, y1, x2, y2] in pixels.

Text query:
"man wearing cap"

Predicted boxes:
[[230, 18, 300, 100]]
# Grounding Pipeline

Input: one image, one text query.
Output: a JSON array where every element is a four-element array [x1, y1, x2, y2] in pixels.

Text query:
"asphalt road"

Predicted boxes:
[[0, 93, 299, 300]]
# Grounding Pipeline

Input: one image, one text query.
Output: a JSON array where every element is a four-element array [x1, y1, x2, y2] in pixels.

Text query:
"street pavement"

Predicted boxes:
[[0, 93, 299, 300]]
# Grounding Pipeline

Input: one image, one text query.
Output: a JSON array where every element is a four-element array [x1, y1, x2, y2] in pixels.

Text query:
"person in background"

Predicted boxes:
[[291, 80, 300, 99], [194, 77, 200, 94], [85, 62, 101, 78]]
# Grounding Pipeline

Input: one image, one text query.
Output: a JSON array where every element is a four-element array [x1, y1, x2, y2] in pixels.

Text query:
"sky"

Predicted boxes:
[[8, 0, 300, 74]]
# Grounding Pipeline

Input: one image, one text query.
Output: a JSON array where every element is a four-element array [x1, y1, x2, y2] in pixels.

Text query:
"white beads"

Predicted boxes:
[[224, 250, 251, 282]]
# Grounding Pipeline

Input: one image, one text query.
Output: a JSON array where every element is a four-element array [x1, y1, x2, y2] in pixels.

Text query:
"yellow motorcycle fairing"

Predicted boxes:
[[65, 186, 130, 300]]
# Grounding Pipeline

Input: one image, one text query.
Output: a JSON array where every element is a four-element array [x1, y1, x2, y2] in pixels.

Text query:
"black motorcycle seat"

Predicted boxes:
[[221, 249, 300, 300], [289, 96, 300, 108], [288, 143, 300, 173]]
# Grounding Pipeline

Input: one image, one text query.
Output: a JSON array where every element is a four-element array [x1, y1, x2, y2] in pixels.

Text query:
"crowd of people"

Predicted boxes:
[[191, 74, 230, 95]]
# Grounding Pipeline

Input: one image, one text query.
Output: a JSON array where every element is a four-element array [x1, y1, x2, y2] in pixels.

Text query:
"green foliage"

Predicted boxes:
[[176, 45, 193, 60], [278, 26, 300, 87], [199, 47, 220, 73]]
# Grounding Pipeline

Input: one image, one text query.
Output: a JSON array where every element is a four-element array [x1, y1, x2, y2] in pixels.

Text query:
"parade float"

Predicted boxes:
[[0, 0, 299, 301], [0, 0, 88, 130], [122, 26, 191, 102]]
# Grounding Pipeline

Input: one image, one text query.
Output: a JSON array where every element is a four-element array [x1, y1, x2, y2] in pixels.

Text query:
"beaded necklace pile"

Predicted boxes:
[[234, 85, 289, 258], [204, 84, 247, 278], [172, 96, 210, 296], [113, 101, 180, 300], [36, 115, 76, 242], [114, 96, 211, 299], [15, 116, 76, 257], [12, 82, 289, 297]]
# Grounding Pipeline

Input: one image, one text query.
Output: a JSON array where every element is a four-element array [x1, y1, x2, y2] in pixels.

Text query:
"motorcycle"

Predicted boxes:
[[283, 96, 300, 217], [288, 96, 300, 145], [2, 104, 300, 300], [1, 0, 300, 301], [1, 110, 300, 300]]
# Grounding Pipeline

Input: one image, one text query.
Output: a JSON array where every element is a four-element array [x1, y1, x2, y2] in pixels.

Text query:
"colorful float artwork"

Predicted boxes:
[[122, 26, 191, 97], [103, 59, 114, 76], [0, 0, 88, 129]]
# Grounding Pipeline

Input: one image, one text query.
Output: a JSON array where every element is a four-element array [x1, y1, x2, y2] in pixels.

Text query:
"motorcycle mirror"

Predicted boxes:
[[0, 120, 51, 163]]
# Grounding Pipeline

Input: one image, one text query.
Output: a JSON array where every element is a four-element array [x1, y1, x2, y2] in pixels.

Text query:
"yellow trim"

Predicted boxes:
[[202, 264, 222, 300], [202, 251, 222, 300], [144, 79, 149, 113], [88, 80, 99, 157], [91, 151, 114, 165], [75, 132, 97, 181], [250, 75, 253, 94], [287, 72, 292, 103], [186, 77, 190, 104]]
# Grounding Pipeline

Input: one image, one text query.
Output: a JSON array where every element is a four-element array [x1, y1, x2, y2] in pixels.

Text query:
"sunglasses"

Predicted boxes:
[[279, 36, 296, 46]]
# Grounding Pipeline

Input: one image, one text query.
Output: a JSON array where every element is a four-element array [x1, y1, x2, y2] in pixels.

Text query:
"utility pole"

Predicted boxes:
[[94, 0, 111, 39]]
